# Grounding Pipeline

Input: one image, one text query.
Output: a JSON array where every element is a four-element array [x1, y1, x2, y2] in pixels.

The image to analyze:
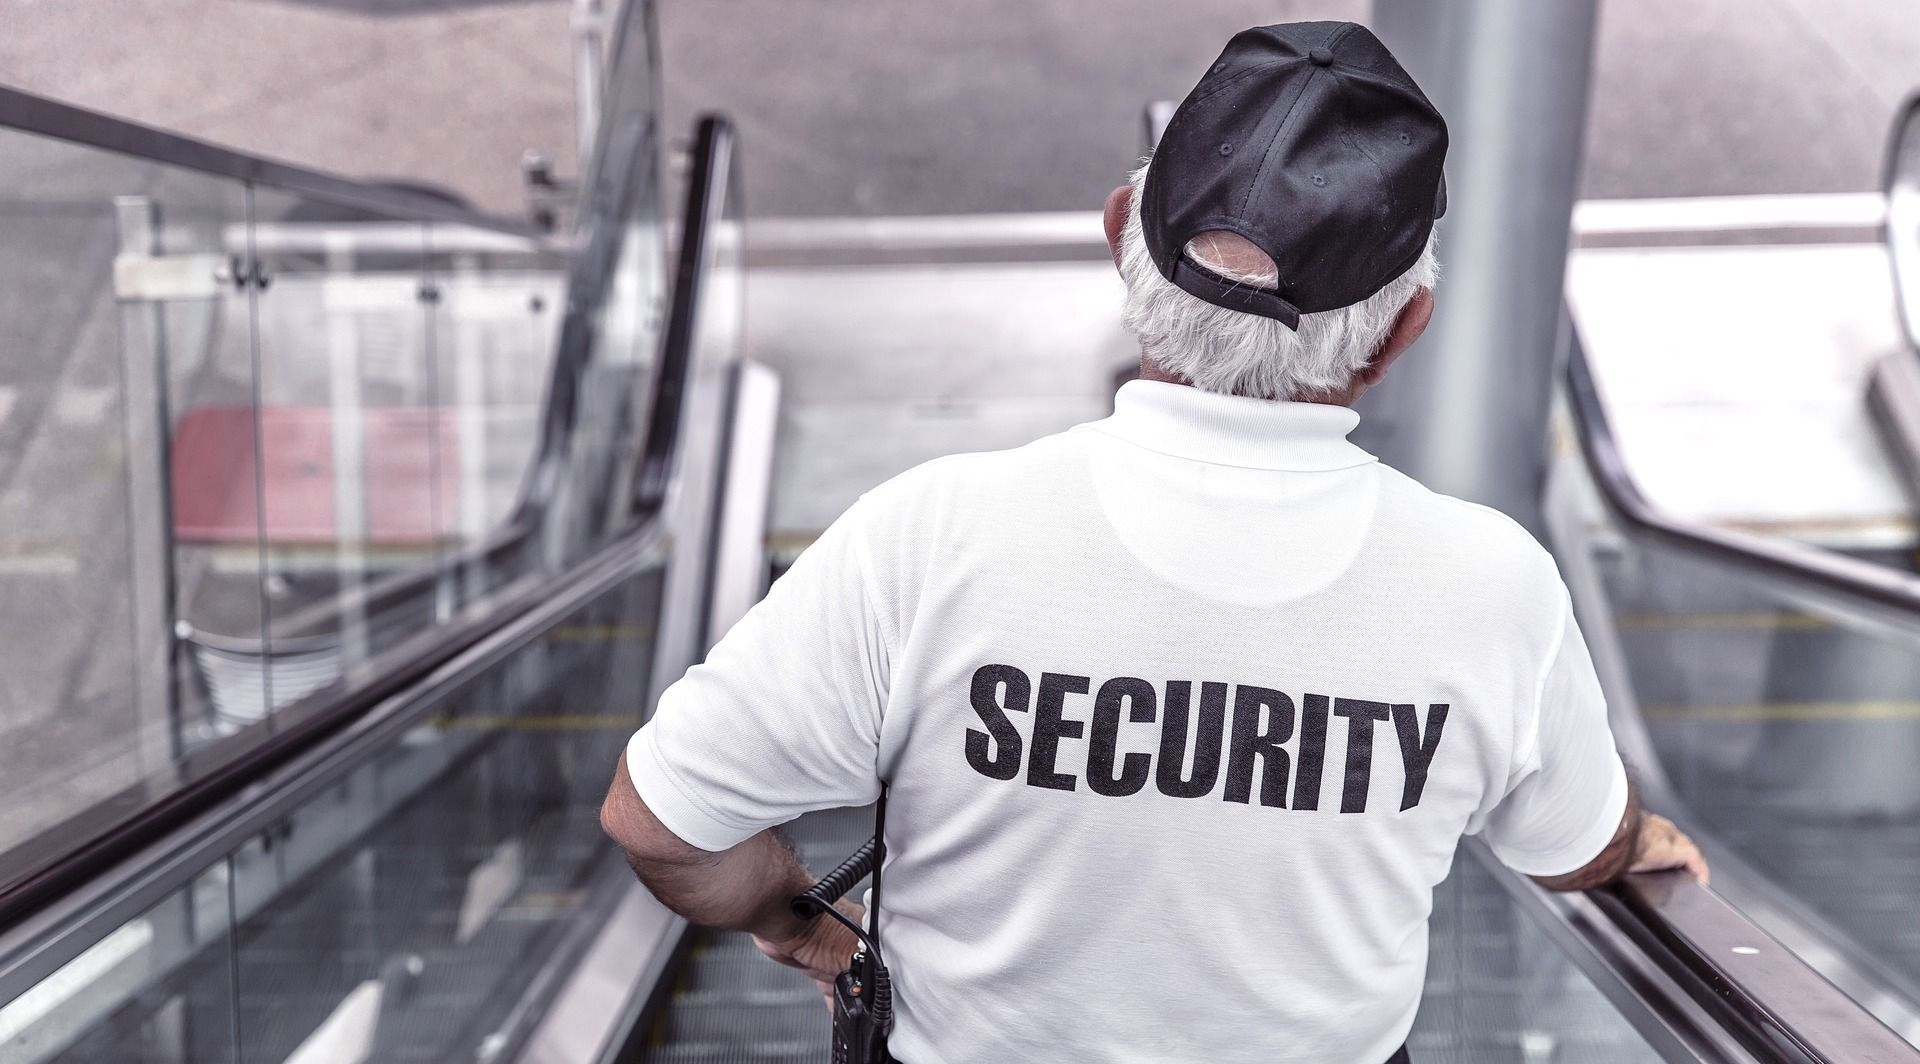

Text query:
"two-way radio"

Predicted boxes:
[[791, 785, 893, 1064]]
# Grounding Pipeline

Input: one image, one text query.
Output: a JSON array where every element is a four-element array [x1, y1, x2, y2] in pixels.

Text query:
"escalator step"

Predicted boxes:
[[661, 1000, 828, 1045], [642, 1044, 821, 1064]]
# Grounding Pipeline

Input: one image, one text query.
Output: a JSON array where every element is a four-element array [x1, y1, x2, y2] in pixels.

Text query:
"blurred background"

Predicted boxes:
[[5, 0, 1913, 212], [4, 1, 1920, 1062]]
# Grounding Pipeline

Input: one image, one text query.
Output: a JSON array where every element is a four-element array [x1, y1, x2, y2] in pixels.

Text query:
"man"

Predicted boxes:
[[601, 20, 1706, 1064]]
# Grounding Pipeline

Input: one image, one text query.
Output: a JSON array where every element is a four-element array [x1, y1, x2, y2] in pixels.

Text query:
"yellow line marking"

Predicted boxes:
[[1643, 700, 1920, 722], [547, 624, 655, 641], [1618, 612, 1828, 631], [438, 714, 640, 731]]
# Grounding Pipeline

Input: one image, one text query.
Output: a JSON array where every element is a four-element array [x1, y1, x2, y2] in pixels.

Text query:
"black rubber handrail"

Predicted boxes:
[[1566, 327, 1920, 629], [1598, 874, 1920, 1063], [632, 115, 734, 513], [1565, 328, 1920, 1061], [0, 86, 537, 236]]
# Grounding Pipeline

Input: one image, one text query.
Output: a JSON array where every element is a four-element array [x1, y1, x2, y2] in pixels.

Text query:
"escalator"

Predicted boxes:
[[2, 8, 1919, 1064], [1558, 329, 1920, 1051]]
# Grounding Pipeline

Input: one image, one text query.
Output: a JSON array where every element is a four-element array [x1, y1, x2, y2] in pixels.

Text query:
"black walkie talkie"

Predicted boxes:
[[791, 785, 892, 1064]]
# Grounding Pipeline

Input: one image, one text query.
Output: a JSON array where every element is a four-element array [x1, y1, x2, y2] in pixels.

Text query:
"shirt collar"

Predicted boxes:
[[1089, 380, 1377, 472]]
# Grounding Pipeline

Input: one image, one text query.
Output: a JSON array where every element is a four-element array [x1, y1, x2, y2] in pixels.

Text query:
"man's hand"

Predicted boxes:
[[753, 899, 863, 1012], [1627, 812, 1709, 885], [1533, 786, 1710, 891]]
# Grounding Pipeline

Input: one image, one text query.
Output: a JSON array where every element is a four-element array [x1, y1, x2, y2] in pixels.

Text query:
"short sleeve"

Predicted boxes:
[[626, 499, 890, 852], [1477, 591, 1630, 877]]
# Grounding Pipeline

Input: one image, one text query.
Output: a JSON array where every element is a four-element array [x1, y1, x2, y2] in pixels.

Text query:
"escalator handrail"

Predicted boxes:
[[1566, 326, 1920, 638], [502, 0, 663, 532], [1598, 874, 1920, 1062], [631, 115, 734, 514], [0, 517, 668, 1006], [1563, 326, 1920, 1061], [0, 86, 540, 236]]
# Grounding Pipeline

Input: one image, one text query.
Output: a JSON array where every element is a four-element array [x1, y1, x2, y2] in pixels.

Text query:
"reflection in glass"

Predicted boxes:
[[243, 197, 439, 718], [423, 223, 565, 609], [0, 129, 257, 854]]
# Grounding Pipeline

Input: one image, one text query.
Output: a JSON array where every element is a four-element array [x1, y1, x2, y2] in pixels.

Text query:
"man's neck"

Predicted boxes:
[[1137, 354, 1362, 407]]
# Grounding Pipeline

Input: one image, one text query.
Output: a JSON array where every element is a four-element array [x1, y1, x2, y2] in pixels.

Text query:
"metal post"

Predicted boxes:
[[324, 231, 372, 674], [572, 0, 609, 168], [113, 196, 184, 767], [452, 254, 490, 611], [1357, 0, 1601, 531]]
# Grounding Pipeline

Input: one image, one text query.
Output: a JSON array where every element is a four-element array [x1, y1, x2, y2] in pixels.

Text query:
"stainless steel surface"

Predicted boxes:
[[1868, 350, 1920, 517], [1886, 94, 1920, 356], [515, 879, 681, 1064], [708, 361, 780, 649]]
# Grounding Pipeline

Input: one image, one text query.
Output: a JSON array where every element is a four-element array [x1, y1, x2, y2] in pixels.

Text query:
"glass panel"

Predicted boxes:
[[0, 864, 236, 1064], [163, 185, 269, 754], [545, 56, 668, 566], [422, 223, 565, 612], [1592, 530, 1920, 991], [572, 188, 665, 548], [1, 556, 664, 1063], [247, 194, 438, 716], [231, 562, 664, 1062], [0, 128, 257, 855]]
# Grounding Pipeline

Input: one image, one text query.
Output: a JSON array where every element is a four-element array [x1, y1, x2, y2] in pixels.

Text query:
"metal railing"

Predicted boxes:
[[1566, 328, 1920, 647]]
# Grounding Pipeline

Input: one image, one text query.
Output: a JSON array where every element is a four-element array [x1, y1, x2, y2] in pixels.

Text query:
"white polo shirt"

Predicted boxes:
[[629, 380, 1628, 1064]]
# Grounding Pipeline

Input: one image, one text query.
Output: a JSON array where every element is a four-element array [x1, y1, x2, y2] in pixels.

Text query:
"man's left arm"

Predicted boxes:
[[600, 751, 859, 993], [599, 498, 895, 993]]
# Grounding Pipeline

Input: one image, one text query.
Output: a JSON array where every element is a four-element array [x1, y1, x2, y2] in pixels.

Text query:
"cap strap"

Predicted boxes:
[[1169, 254, 1305, 330]]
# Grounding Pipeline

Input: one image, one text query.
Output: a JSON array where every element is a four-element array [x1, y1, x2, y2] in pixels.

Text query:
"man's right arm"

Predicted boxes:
[[1531, 783, 1709, 892], [1482, 586, 1709, 889]]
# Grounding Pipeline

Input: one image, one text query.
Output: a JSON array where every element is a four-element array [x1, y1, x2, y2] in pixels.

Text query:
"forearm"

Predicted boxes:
[[1531, 781, 1709, 891], [599, 752, 815, 942]]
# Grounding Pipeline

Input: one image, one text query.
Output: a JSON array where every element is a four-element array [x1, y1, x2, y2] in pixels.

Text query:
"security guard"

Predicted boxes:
[[601, 20, 1705, 1064]]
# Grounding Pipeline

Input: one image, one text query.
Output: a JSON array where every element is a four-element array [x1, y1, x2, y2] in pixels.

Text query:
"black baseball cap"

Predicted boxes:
[[1141, 21, 1448, 329]]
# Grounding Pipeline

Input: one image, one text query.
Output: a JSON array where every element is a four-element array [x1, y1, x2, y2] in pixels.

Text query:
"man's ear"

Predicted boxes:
[[1358, 287, 1434, 385], [1102, 184, 1131, 268]]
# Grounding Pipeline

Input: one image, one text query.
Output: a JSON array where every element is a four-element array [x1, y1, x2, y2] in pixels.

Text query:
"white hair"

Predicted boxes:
[[1118, 160, 1439, 401]]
